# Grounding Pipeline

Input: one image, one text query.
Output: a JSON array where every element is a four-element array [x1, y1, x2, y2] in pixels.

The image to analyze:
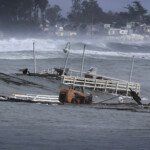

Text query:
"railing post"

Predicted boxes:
[[138, 84, 140, 94], [136, 84, 139, 94], [116, 82, 118, 94], [84, 78, 86, 89], [105, 81, 108, 92], [73, 77, 76, 88], [94, 79, 97, 90], [126, 82, 129, 96], [62, 76, 65, 84]]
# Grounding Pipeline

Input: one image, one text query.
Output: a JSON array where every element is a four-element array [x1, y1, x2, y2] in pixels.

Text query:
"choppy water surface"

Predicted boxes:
[[0, 37, 150, 150]]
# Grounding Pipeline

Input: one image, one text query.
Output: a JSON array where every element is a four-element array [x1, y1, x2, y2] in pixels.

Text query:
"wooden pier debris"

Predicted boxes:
[[62, 75, 140, 96]]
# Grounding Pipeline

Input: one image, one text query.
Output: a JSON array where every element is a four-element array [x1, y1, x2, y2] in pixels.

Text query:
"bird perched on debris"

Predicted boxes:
[[19, 68, 30, 75]]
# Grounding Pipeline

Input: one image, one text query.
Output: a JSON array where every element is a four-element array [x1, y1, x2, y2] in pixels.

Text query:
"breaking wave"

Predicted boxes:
[[0, 38, 150, 60]]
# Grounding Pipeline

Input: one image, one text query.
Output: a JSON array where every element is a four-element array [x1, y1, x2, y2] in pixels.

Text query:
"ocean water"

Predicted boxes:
[[0, 37, 150, 150]]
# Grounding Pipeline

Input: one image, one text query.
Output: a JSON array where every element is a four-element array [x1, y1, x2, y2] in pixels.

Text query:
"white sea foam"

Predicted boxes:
[[0, 38, 150, 59], [0, 38, 66, 52], [142, 97, 149, 101], [71, 49, 150, 59]]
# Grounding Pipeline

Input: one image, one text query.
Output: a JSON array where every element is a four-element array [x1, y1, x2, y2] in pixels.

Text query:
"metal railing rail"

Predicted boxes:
[[40, 68, 55, 74], [67, 69, 133, 82], [62, 76, 140, 96], [12, 94, 59, 102]]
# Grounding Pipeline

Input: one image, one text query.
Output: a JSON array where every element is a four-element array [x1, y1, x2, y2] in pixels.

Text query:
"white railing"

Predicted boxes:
[[67, 69, 132, 82], [67, 69, 82, 77], [12, 94, 59, 103], [40, 68, 55, 74], [62, 76, 140, 96]]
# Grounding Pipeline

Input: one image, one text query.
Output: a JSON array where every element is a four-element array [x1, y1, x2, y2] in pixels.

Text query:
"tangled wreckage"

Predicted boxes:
[[0, 65, 143, 106], [59, 87, 93, 104], [1, 86, 149, 113], [0, 86, 142, 106]]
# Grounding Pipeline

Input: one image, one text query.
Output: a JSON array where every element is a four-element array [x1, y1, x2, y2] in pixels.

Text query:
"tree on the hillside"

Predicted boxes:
[[32, 0, 48, 23], [46, 5, 62, 25], [17, 0, 33, 21], [68, 0, 104, 24], [38, 0, 49, 25], [81, 0, 103, 24], [133, 1, 147, 21], [0, 0, 19, 22], [0, 0, 49, 27], [68, 0, 82, 24], [125, 1, 147, 21]]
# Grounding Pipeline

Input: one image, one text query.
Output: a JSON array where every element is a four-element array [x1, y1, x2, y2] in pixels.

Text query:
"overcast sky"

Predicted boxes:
[[48, 0, 150, 16]]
